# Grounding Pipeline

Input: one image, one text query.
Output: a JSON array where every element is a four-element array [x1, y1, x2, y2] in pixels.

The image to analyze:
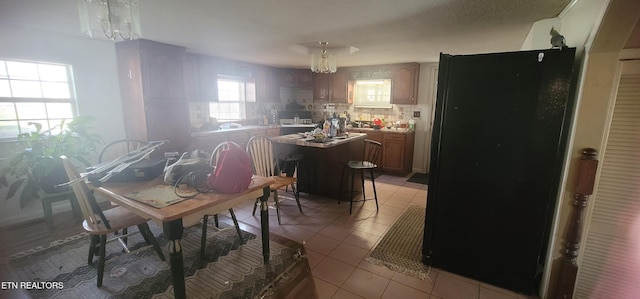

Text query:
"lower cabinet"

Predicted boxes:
[[190, 126, 281, 153], [347, 129, 414, 174]]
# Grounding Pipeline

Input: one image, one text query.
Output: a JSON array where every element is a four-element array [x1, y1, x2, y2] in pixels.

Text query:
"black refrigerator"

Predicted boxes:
[[422, 48, 576, 295]]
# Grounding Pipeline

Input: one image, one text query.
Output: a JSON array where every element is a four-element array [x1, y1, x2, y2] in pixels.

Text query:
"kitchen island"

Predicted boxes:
[[271, 133, 367, 200]]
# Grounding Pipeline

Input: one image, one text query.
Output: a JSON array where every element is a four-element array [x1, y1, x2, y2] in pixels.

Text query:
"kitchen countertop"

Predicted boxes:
[[271, 133, 367, 148], [191, 125, 281, 137], [346, 127, 415, 134]]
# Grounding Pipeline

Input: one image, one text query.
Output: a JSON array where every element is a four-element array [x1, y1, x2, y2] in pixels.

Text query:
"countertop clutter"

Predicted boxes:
[[346, 127, 414, 134], [271, 133, 367, 148]]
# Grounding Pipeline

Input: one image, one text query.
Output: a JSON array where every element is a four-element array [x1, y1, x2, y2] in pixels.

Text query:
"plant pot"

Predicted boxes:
[[37, 160, 69, 194]]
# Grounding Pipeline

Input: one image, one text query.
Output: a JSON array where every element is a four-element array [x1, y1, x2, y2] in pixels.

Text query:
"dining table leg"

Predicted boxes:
[[163, 219, 186, 299], [260, 186, 271, 263]]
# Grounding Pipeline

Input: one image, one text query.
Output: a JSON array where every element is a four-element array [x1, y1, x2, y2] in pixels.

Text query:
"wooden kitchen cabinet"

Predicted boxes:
[[382, 131, 415, 174], [115, 39, 191, 154], [184, 53, 201, 101], [363, 131, 383, 166], [253, 66, 281, 102], [391, 63, 420, 104], [198, 55, 219, 101], [279, 68, 312, 88], [183, 53, 219, 101], [346, 129, 414, 174], [313, 70, 352, 103]]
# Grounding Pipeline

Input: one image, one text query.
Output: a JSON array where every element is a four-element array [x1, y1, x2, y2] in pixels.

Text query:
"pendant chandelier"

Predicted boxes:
[[77, 0, 141, 41], [310, 42, 337, 74]]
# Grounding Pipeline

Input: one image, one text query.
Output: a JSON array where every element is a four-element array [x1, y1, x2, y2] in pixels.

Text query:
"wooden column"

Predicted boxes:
[[555, 148, 598, 299]]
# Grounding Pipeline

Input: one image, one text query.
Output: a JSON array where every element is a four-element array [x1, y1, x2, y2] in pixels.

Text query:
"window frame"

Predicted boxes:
[[208, 75, 248, 122], [0, 58, 78, 140], [352, 79, 393, 109]]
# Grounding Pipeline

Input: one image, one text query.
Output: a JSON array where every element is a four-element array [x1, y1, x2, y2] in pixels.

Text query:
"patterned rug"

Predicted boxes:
[[365, 205, 431, 280], [9, 221, 303, 298]]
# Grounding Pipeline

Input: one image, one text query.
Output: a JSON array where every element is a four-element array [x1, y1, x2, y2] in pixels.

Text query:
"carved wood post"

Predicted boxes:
[[555, 148, 598, 299]]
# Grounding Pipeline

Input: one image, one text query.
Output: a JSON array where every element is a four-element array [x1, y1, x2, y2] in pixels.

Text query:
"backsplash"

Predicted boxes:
[[189, 85, 425, 126]]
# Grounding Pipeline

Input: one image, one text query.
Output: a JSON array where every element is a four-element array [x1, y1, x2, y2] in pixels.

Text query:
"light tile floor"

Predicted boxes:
[[227, 173, 537, 299]]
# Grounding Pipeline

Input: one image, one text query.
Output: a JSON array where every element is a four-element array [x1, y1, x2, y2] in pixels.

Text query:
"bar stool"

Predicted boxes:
[[338, 139, 382, 214]]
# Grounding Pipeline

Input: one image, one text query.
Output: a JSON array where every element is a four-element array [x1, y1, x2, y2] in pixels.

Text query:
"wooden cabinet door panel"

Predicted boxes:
[[140, 43, 186, 101], [280, 69, 312, 88], [254, 66, 280, 102], [184, 53, 202, 101], [391, 63, 419, 104], [144, 102, 191, 154], [330, 70, 350, 103], [198, 56, 219, 101], [313, 73, 330, 102], [383, 141, 404, 172]]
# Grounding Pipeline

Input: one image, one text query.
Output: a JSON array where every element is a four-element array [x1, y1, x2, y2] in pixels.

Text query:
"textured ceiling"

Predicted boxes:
[[0, 0, 573, 68]]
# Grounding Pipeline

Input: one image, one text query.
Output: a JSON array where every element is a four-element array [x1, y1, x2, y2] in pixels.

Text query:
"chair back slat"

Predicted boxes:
[[61, 156, 110, 231], [246, 136, 276, 177], [363, 139, 382, 168], [210, 141, 240, 166]]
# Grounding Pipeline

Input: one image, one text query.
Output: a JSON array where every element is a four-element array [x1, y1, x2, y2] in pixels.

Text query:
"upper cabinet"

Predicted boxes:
[[391, 63, 420, 104], [115, 39, 191, 153], [183, 53, 218, 101], [253, 66, 281, 102], [313, 63, 419, 105], [197, 56, 219, 101], [117, 39, 186, 103], [313, 70, 352, 103], [279, 69, 313, 88], [184, 53, 200, 101]]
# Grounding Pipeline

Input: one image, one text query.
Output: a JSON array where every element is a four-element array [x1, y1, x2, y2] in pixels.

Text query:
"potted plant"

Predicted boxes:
[[0, 116, 102, 208]]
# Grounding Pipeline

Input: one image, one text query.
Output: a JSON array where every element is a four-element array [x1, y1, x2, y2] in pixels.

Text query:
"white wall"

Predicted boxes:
[[412, 63, 438, 173], [0, 26, 126, 226]]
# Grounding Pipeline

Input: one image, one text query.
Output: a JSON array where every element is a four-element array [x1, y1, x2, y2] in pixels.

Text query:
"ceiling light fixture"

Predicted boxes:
[[311, 42, 337, 74], [77, 0, 141, 41]]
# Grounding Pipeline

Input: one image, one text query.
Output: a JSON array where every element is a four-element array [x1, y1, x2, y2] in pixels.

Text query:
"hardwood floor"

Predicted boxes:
[[0, 209, 86, 258], [0, 209, 87, 299]]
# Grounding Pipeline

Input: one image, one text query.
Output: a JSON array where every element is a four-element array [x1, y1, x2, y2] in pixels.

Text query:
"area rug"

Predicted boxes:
[[406, 172, 429, 185], [8, 222, 303, 299], [365, 205, 431, 280]]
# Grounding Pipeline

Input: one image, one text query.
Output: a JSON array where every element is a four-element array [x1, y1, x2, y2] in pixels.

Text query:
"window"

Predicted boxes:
[[209, 77, 246, 122], [353, 79, 392, 108], [0, 59, 76, 139]]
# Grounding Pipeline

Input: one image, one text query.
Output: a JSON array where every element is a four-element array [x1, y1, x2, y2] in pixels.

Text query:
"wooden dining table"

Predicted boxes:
[[91, 175, 273, 299]]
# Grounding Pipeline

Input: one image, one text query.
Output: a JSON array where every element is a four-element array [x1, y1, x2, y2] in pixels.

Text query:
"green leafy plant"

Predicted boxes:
[[0, 116, 102, 208]]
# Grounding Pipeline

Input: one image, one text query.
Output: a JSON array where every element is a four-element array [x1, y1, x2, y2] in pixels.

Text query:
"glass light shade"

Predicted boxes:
[[311, 50, 337, 73], [77, 0, 141, 40]]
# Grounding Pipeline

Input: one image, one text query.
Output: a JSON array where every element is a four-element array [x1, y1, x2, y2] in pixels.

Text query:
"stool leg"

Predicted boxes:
[[339, 165, 347, 204], [370, 169, 379, 211], [97, 234, 107, 287], [88, 235, 99, 266], [42, 200, 53, 227], [350, 168, 355, 214], [229, 208, 244, 244], [70, 197, 82, 219], [292, 181, 303, 214], [200, 214, 209, 259], [360, 169, 366, 201], [273, 191, 282, 225], [252, 198, 259, 216], [121, 228, 128, 247]]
